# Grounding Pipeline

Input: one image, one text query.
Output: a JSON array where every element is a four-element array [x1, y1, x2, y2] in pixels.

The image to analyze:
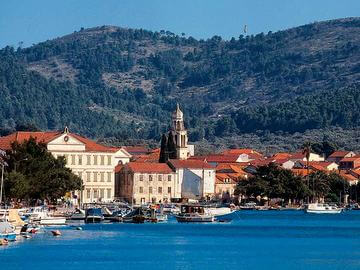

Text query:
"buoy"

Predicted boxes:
[[0, 239, 9, 245], [51, 230, 61, 236]]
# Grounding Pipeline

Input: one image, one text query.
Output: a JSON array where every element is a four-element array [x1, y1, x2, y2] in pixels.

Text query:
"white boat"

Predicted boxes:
[[175, 205, 215, 223], [305, 203, 342, 214], [29, 207, 66, 225], [205, 207, 239, 221]]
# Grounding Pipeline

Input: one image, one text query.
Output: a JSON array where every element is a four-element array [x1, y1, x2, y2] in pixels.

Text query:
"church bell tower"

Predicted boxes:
[[172, 103, 188, 160]]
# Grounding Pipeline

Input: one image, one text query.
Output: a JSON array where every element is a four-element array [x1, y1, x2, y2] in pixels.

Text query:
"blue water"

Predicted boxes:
[[2, 211, 360, 270]]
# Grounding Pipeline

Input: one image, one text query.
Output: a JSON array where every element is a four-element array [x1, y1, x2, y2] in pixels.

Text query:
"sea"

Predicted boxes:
[[1, 210, 360, 270]]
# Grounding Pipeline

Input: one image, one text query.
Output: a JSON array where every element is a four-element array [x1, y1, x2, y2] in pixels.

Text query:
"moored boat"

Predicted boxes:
[[175, 205, 215, 223], [305, 203, 342, 214], [85, 208, 104, 223]]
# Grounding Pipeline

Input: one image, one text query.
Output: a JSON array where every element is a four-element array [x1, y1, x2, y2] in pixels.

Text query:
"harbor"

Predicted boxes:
[[2, 210, 360, 270]]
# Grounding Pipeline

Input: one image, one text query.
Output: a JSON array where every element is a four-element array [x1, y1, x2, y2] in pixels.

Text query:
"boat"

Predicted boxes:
[[85, 208, 104, 223], [68, 208, 86, 221], [305, 203, 342, 214], [240, 202, 257, 210], [205, 207, 239, 221], [122, 208, 147, 223], [29, 208, 66, 225], [175, 205, 215, 223], [0, 222, 17, 241]]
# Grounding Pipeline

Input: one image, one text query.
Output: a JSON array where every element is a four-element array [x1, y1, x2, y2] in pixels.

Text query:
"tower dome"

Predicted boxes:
[[172, 103, 183, 119]]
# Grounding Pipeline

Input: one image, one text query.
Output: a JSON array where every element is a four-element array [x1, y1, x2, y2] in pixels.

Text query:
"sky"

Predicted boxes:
[[1, 0, 359, 48]]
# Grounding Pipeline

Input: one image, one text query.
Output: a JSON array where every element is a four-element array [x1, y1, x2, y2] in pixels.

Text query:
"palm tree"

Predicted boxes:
[[302, 142, 312, 202]]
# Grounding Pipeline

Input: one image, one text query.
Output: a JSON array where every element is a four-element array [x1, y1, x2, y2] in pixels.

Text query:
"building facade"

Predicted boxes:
[[115, 162, 177, 204], [0, 128, 131, 204]]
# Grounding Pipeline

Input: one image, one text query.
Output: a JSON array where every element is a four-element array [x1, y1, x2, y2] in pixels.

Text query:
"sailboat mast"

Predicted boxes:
[[0, 163, 4, 206]]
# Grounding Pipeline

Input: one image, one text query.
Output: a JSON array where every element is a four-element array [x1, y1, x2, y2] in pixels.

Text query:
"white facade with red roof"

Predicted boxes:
[[168, 159, 215, 200], [0, 128, 131, 204]]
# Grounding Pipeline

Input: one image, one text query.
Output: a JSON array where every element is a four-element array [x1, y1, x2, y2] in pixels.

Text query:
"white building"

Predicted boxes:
[[168, 159, 215, 200], [0, 128, 131, 204]]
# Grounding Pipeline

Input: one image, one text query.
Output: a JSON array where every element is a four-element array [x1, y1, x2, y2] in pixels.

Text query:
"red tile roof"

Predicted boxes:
[[168, 159, 214, 169], [126, 162, 173, 173], [0, 131, 60, 150], [272, 153, 293, 160], [329, 151, 353, 158], [340, 156, 360, 162], [222, 149, 261, 155], [0, 131, 121, 153], [339, 172, 358, 182]]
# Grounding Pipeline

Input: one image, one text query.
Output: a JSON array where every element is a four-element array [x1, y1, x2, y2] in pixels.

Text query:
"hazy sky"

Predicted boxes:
[[1, 0, 359, 48]]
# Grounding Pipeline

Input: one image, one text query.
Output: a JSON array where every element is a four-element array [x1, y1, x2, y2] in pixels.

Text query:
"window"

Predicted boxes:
[[152, 198, 156, 203], [107, 156, 112, 165], [78, 172, 83, 180], [107, 189, 111, 199], [78, 155, 82, 165], [168, 187, 171, 194], [168, 175, 172, 181], [93, 172, 98, 182], [139, 187, 144, 193], [158, 175, 162, 181], [100, 189, 104, 198], [158, 187, 162, 194], [86, 189, 91, 199], [139, 174, 144, 181], [149, 175, 153, 181], [93, 155, 98, 165], [87, 155, 91, 165], [209, 171, 211, 177], [107, 172, 112, 182], [149, 187, 153, 194], [71, 155, 75, 165], [100, 155, 105, 165], [93, 189, 98, 199], [100, 172, 104, 182], [86, 172, 91, 182]]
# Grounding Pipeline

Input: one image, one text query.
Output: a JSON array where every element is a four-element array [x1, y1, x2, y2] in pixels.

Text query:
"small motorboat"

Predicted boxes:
[[305, 203, 342, 214], [29, 207, 66, 225], [68, 209, 86, 221], [175, 205, 215, 223], [122, 208, 147, 224], [85, 208, 104, 223], [0, 222, 17, 241]]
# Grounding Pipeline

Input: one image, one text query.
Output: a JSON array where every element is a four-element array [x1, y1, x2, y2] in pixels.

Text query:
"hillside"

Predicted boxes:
[[0, 18, 360, 151]]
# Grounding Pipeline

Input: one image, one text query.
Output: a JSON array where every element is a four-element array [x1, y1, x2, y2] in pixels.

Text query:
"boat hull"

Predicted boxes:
[[305, 209, 342, 214], [175, 215, 215, 223], [40, 217, 67, 225], [0, 233, 16, 241]]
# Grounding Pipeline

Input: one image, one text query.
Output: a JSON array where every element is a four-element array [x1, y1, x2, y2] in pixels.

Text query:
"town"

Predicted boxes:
[[1, 104, 358, 210]]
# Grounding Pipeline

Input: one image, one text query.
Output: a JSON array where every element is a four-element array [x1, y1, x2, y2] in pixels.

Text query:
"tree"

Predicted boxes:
[[3, 138, 82, 204], [159, 134, 168, 163], [167, 132, 177, 159]]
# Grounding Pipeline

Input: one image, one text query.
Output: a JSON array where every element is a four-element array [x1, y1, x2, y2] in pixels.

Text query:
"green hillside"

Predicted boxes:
[[0, 18, 360, 151]]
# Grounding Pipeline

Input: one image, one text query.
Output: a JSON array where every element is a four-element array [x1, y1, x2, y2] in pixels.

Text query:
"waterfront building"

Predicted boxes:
[[115, 162, 176, 204], [214, 163, 247, 199], [0, 128, 131, 204], [167, 159, 215, 200]]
